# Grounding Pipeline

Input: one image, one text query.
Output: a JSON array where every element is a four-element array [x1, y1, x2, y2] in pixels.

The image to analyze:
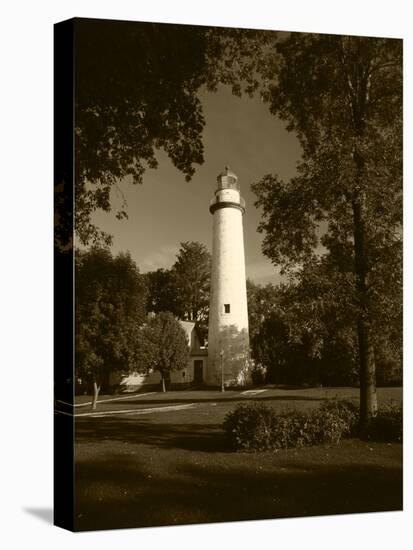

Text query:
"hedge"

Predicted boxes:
[[223, 399, 401, 451]]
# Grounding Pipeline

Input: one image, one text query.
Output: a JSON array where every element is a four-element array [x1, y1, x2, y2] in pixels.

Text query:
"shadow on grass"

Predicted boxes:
[[76, 419, 228, 452], [108, 394, 326, 407], [74, 451, 402, 531]]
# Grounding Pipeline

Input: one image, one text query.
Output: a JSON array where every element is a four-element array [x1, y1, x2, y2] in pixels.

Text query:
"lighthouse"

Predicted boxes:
[[206, 167, 250, 387]]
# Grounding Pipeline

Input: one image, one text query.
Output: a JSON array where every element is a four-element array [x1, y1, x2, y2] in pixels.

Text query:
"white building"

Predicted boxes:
[[205, 167, 250, 387], [110, 320, 207, 392]]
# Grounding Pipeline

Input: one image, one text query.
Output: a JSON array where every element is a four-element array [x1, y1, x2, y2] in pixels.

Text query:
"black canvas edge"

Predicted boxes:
[[54, 18, 75, 532], [50, 18, 404, 532]]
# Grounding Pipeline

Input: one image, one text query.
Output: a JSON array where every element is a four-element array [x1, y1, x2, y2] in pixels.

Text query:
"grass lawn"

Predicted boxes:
[[74, 386, 402, 531]]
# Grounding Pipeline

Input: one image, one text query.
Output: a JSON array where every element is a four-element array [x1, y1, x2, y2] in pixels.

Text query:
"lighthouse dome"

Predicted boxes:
[[217, 166, 239, 191]]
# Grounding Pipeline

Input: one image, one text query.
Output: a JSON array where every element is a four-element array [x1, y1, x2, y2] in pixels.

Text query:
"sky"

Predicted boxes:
[[92, 84, 302, 285]]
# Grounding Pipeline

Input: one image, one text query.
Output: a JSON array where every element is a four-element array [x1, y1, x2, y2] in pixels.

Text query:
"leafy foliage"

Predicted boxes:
[[246, 279, 281, 343], [362, 403, 402, 442], [213, 30, 402, 421], [171, 241, 211, 324], [73, 20, 211, 246], [247, 278, 357, 386], [224, 399, 360, 451], [136, 312, 190, 391], [224, 402, 283, 451], [247, 272, 401, 387], [144, 268, 180, 316], [248, 33, 402, 287], [75, 247, 148, 390], [319, 399, 359, 436], [144, 241, 211, 342]]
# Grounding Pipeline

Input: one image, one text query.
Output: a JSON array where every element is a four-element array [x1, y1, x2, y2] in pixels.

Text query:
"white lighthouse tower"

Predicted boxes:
[[206, 166, 250, 387]]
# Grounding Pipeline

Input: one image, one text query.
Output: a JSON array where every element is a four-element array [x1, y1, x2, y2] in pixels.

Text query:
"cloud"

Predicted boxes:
[[140, 245, 180, 272], [246, 260, 283, 284]]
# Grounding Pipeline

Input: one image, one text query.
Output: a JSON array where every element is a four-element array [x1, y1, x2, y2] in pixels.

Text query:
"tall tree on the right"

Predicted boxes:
[[218, 33, 402, 427]]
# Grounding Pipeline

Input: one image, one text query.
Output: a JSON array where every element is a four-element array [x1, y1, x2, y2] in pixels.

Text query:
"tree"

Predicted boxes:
[[75, 247, 147, 408], [171, 241, 211, 326], [247, 280, 287, 381], [67, 20, 212, 248], [144, 243, 211, 345], [136, 312, 190, 392], [248, 261, 399, 388], [144, 268, 180, 316], [247, 279, 281, 343], [275, 258, 360, 386], [248, 277, 338, 386], [212, 32, 402, 426], [258, 35, 401, 426]]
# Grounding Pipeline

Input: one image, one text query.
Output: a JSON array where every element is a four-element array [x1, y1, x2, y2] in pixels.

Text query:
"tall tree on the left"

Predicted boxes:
[[72, 20, 211, 247], [75, 247, 147, 409]]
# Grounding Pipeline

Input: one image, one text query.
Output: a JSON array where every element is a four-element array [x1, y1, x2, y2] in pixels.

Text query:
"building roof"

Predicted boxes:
[[178, 320, 208, 356], [178, 320, 196, 343]]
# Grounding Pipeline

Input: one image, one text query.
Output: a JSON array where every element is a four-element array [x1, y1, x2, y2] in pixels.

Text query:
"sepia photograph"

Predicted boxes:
[[54, 16, 402, 532]]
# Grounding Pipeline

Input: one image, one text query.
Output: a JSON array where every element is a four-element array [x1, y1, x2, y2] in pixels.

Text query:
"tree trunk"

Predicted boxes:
[[92, 380, 101, 410], [352, 195, 378, 428], [161, 376, 166, 393], [357, 317, 378, 425]]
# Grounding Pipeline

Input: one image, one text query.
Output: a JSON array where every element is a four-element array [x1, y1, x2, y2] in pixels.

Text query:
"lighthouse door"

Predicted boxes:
[[194, 360, 203, 384]]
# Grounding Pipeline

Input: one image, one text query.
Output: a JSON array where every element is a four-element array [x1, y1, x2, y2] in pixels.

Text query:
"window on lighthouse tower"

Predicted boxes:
[[224, 304, 230, 313]]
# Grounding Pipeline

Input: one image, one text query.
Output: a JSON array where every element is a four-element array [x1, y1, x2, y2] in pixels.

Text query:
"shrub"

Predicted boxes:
[[266, 409, 314, 449], [223, 400, 358, 451], [363, 403, 402, 442], [318, 399, 359, 437], [223, 403, 277, 451]]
